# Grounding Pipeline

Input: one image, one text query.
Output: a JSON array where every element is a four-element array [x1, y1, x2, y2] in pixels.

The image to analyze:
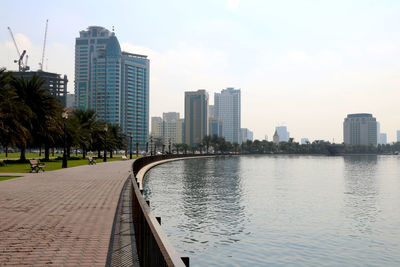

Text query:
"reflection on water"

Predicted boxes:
[[143, 155, 400, 266], [343, 155, 379, 234], [181, 157, 245, 246]]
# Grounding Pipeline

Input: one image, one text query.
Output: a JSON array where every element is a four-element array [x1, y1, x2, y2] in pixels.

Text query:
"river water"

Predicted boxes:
[[143, 155, 400, 266]]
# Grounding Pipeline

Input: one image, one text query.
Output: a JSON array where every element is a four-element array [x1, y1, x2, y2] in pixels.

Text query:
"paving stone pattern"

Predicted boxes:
[[0, 160, 133, 266]]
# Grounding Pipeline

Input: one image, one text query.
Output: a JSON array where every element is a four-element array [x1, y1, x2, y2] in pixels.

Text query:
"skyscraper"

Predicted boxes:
[[75, 26, 149, 146], [275, 126, 290, 142], [397, 130, 400, 142], [214, 87, 241, 144], [343, 113, 377, 145], [184, 90, 208, 146]]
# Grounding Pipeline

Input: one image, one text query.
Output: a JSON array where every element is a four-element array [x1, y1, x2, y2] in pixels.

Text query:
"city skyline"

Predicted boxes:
[[1, 0, 400, 141]]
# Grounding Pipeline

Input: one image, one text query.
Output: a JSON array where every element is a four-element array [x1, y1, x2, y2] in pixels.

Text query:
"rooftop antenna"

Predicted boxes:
[[39, 19, 48, 71], [112, 25, 115, 32]]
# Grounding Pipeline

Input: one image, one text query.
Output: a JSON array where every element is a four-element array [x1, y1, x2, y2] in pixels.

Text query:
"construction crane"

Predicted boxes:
[[39, 19, 48, 71], [7, 26, 29, 71]]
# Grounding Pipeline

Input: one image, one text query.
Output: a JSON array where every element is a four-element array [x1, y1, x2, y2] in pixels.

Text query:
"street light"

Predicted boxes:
[[168, 138, 171, 154], [104, 124, 108, 162], [61, 109, 68, 168], [129, 132, 133, 159]]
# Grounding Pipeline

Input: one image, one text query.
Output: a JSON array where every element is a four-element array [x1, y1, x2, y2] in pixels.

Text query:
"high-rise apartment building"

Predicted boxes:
[[240, 128, 253, 143], [379, 133, 387, 145], [151, 115, 184, 145], [75, 26, 149, 146], [214, 87, 241, 144], [343, 113, 377, 145], [397, 130, 400, 142], [275, 126, 290, 142], [209, 118, 223, 137], [185, 90, 208, 146], [151, 117, 163, 137]]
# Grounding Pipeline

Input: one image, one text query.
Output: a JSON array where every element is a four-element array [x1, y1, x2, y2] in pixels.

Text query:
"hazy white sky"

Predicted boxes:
[[1, 0, 399, 141]]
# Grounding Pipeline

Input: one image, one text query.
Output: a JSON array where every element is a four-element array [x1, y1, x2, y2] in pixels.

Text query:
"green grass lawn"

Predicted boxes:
[[0, 152, 70, 159], [0, 155, 139, 173], [0, 175, 22, 181]]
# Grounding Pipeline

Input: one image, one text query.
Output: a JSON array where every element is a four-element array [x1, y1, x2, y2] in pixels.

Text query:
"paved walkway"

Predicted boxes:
[[0, 160, 134, 267]]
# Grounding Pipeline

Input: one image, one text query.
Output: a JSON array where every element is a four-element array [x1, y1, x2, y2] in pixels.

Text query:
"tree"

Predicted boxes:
[[0, 69, 32, 159], [202, 135, 212, 154]]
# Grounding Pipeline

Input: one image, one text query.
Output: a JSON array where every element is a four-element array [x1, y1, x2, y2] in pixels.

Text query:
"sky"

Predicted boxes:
[[1, 0, 399, 142]]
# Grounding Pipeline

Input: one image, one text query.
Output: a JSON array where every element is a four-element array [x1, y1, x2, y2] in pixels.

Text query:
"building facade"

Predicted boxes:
[[184, 90, 208, 146], [275, 126, 290, 142], [209, 118, 223, 137], [379, 133, 387, 145], [14, 71, 68, 107], [343, 113, 377, 145], [151, 114, 184, 145], [214, 87, 241, 144], [74, 26, 149, 146], [240, 128, 253, 143], [397, 130, 400, 142]]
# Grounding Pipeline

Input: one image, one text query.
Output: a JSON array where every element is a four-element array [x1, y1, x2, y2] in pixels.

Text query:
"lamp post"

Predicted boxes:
[[129, 132, 133, 159], [62, 109, 68, 168], [168, 138, 171, 154], [104, 124, 108, 162], [150, 136, 153, 156]]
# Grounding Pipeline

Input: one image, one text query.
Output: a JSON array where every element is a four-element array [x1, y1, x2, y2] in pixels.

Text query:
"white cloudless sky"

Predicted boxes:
[[1, 0, 399, 142]]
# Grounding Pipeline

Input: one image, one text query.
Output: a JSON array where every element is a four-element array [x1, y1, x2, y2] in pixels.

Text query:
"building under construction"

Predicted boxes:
[[12, 71, 68, 107], [7, 20, 68, 107]]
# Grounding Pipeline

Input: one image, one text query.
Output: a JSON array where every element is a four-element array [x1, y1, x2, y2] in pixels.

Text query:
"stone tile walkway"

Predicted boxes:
[[0, 160, 134, 266]]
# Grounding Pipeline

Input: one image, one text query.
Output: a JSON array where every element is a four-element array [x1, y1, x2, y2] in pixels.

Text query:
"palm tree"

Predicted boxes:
[[202, 135, 212, 154], [69, 109, 100, 158], [0, 69, 32, 159]]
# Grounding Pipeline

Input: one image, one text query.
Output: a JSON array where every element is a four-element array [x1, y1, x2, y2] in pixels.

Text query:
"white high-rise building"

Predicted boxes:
[[275, 126, 290, 142], [214, 88, 241, 144], [240, 128, 253, 143], [397, 130, 400, 142], [379, 133, 387, 145]]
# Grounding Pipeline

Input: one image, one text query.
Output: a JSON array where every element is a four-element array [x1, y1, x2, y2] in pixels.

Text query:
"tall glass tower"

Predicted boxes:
[[75, 26, 149, 146], [214, 87, 241, 144]]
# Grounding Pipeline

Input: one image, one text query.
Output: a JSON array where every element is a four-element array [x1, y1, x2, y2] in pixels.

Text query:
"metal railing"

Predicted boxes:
[[132, 155, 210, 267]]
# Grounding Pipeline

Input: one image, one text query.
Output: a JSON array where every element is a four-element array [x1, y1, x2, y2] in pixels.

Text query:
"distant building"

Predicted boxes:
[[301, 138, 310, 145], [275, 126, 289, 142], [184, 90, 209, 146], [209, 118, 223, 137], [273, 130, 279, 144], [343, 113, 377, 145], [75, 26, 149, 146], [397, 130, 400, 142], [377, 122, 381, 144], [151, 117, 163, 138], [240, 128, 254, 143], [13, 71, 68, 107], [208, 105, 215, 118], [151, 114, 184, 144], [379, 133, 387, 145], [66, 93, 75, 108], [163, 112, 180, 122], [214, 87, 241, 144]]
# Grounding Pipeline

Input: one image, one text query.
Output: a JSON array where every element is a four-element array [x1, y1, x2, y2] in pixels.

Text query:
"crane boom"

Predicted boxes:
[[40, 19, 48, 71], [7, 26, 21, 58]]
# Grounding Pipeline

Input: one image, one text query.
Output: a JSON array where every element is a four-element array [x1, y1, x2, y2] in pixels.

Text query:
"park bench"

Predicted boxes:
[[88, 156, 96, 165], [29, 159, 45, 173], [121, 155, 127, 160]]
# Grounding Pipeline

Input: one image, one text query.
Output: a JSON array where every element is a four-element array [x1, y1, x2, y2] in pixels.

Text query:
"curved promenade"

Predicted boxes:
[[0, 160, 134, 266]]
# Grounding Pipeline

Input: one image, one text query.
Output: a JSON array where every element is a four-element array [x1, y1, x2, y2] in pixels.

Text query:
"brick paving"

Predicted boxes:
[[0, 160, 134, 266]]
